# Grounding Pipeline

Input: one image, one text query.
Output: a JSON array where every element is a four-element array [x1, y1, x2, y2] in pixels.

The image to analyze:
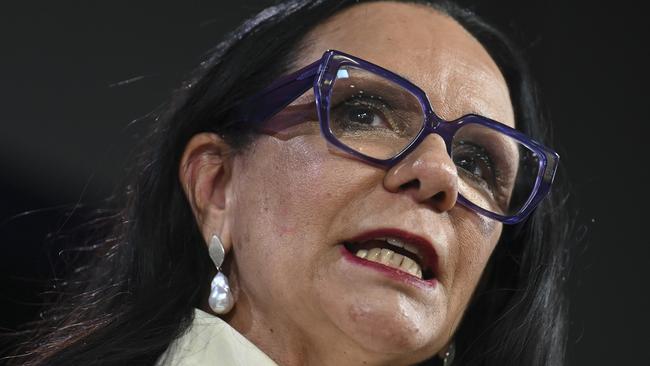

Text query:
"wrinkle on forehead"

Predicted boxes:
[[296, 1, 515, 127]]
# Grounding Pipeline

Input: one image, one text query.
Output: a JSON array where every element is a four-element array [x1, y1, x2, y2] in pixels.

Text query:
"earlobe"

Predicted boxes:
[[179, 132, 233, 247]]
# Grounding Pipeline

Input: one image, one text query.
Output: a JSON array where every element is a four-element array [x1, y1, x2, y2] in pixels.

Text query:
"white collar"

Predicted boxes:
[[156, 308, 279, 366]]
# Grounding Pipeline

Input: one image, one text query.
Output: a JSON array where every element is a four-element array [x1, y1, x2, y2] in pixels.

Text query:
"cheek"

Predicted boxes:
[[234, 136, 376, 237], [448, 214, 502, 312], [242, 137, 335, 235], [227, 136, 374, 297], [238, 138, 312, 215]]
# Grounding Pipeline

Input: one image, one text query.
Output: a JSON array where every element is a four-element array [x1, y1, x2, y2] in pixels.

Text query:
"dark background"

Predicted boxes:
[[1, 1, 648, 365]]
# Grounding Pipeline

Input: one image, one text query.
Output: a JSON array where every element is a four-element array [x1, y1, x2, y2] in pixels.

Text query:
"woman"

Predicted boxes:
[[9, 0, 569, 365]]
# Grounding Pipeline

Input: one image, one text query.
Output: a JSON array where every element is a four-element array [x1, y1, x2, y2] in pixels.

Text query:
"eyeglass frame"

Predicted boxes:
[[232, 49, 559, 224]]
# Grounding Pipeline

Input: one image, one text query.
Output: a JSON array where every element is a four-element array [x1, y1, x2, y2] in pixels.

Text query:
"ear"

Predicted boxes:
[[179, 132, 234, 252]]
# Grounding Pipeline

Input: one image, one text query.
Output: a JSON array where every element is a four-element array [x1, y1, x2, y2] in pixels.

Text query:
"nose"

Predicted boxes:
[[383, 134, 458, 212]]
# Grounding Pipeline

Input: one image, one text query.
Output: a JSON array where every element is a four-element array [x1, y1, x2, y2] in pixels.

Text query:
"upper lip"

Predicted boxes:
[[343, 228, 439, 280]]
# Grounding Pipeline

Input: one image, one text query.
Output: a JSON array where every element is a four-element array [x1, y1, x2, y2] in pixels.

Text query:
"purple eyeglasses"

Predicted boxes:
[[234, 50, 559, 224]]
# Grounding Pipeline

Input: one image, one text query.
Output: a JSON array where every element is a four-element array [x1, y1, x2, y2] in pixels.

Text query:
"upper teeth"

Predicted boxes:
[[382, 237, 422, 260], [353, 237, 425, 279]]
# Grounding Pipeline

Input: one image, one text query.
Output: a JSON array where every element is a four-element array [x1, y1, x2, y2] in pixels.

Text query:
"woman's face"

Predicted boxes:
[[193, 2, 515, 365]]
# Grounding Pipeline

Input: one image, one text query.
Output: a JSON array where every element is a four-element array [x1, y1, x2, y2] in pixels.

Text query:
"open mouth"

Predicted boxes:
[[342, 234, 437, 281]]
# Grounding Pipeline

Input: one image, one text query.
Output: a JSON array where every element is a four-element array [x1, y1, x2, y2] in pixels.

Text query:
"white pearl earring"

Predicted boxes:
[[208, 234, 234, 314]]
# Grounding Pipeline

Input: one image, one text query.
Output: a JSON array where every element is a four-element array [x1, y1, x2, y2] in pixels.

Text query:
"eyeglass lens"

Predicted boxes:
[[329, 65, 541, 217]]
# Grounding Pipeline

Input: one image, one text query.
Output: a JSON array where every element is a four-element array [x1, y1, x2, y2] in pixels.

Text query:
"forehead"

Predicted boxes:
[[296, 1, 515, 128]]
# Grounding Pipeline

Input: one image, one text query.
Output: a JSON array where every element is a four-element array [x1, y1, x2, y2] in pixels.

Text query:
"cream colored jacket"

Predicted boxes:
[[156, 308, 279, 366]]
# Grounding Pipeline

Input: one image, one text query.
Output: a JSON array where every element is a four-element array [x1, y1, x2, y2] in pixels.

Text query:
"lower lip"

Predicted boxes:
[[339, 246, 437, 289]]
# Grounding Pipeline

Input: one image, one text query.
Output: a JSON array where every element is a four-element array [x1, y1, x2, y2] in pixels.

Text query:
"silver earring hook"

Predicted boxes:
[[209, 234, 225, 270]]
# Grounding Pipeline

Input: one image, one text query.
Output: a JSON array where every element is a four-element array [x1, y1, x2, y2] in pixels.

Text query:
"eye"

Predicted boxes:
[[329, 91, 418, 141], [337, 95, 393, 130], [346, 105, 385, 127], [452, 140, 496, 188]]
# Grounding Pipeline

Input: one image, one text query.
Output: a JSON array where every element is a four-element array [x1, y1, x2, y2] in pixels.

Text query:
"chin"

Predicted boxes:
[[321, 289, 443, 358]]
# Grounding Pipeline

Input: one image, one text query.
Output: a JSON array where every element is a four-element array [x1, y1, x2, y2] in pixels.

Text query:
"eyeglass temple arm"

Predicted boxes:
[[233, 60, 321, 127]]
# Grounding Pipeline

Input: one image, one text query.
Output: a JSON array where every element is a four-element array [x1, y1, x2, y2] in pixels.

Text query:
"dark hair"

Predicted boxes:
[[6, 1, 570, 365]]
